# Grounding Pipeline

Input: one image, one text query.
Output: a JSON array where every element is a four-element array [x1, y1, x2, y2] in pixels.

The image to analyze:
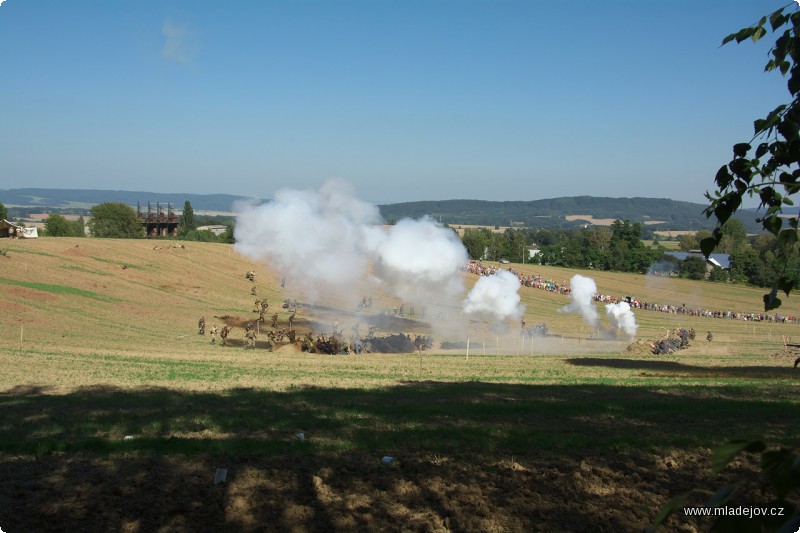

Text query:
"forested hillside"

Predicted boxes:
[[0, 188, 765, 232], [378, 197, 762, 232], [0, 188, 252, 212]]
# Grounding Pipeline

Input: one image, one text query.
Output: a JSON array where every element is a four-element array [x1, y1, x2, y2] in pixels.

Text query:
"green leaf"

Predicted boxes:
[[705, 484, 738, 507], [769, 8, 786, 31], [715, 165, 733, 188], [764, 288, 782, 311], [755, 142, 770, 158], [761, 448, 800, 499], [777, 276, 795, 297], [735, 28, 755, 43], [711, 440, 766, 473], [752, 25, 767, 43], [777, 228, 798, 248], [700, 237, 718, 258], [733, 143, 752, 157], [651, 492, 692, 529], [764, 215, 783, 234]]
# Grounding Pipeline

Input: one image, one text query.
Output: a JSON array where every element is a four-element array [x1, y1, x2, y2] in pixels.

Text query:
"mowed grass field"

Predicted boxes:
[[0, 237, 798, 532]]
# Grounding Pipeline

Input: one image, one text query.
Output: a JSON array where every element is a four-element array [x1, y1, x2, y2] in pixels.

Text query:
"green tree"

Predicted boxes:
[[502, 229, 527, 263], [708, 265, 729, 283], [0, 203, 7, 221], [484, 232, 505, 261], [88, 203, 143, 238], [71, 216, 86, 237], [44, 214, 74, 237], [680, 256, 708, 280], [182, 201, 195, 233], [717, 219, 749, 254], [221, 224, 235, 244], [679, 230, 713, 252], [729, 247, 759, 283], [462, 229, 488, 260], [704, 4, 800, 309]]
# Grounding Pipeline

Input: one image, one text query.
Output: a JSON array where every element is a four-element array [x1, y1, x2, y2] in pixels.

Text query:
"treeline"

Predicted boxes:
[[3, 201, 235, 243], [459, 219, 800, 290], [462, 220, 664, 273]]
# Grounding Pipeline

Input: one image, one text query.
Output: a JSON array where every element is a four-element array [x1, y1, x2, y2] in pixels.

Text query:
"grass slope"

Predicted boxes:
[[0, 237, 798, 532]]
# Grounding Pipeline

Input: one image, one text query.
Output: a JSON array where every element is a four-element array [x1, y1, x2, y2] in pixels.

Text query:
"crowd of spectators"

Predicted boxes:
[[462, 260, 799, 324]]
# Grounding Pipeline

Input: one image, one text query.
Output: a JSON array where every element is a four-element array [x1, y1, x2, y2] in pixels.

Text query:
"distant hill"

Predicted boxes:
[[0, 188, 256, 213], [0, 188, 766, 232], [377, 197, 762, 231]]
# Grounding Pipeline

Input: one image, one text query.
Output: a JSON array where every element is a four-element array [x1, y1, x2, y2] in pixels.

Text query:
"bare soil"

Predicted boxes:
[[0, 447, 760, 532]]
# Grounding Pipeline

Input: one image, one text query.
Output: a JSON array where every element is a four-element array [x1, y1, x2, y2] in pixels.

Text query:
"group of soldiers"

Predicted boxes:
[[198, 316, 229, 345], [521, 317, 548, 337], [196, 273, 439, 354], [390, 304, 425, 317], [652, 328, 696, 355]]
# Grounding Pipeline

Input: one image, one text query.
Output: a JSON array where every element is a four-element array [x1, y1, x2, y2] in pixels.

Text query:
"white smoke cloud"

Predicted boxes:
[[463, 270, 524, 321], [559, 274, 598, 327], [369, 216, 468, 302], [234, 179, 381, 292], [235, 179, 526, 342], [605, 301, 638, 336]]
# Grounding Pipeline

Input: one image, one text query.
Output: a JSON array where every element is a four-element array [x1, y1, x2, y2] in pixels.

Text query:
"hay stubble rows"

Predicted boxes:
[[0, 237, 798, 532]]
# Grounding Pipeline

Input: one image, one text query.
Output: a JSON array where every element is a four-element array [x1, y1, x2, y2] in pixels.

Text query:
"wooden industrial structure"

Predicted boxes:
[[137, 202, 179, 238]]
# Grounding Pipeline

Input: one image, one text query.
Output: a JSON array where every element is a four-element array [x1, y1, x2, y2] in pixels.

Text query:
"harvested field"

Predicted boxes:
[[0, 237, 798, 532]]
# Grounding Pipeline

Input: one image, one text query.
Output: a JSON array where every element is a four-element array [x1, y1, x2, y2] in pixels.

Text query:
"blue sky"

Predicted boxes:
[[0, 1, 791, 206]]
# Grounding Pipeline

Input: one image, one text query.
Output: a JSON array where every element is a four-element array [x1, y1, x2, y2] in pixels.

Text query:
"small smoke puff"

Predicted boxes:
[[560, 274, 598, 327], [463, 270, 524, 321], [605, 301, 638, 336], [162, 20, 200, 66]]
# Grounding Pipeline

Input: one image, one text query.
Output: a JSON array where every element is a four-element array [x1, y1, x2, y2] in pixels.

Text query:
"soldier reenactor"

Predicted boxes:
[[246, 271, 255, 282], [245, 327, 257, 349], [271, 313, 278, 328], [521, 317, 526, 329], [210, 324, 218, 344], [220, 325, 230, 346], [368, 324, 377, 338], [707, 331, 713, 342], [302, 333, 314, 352], [288, 313, 295, 330], [198, 317, 205, 335], [264, 332, 274, 352], [251, 286, 257, 296], [253, 299, 262, 313]]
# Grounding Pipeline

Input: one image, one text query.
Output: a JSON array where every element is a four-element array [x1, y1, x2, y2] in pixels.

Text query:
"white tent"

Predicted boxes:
[[20, 227, 38, 239]]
